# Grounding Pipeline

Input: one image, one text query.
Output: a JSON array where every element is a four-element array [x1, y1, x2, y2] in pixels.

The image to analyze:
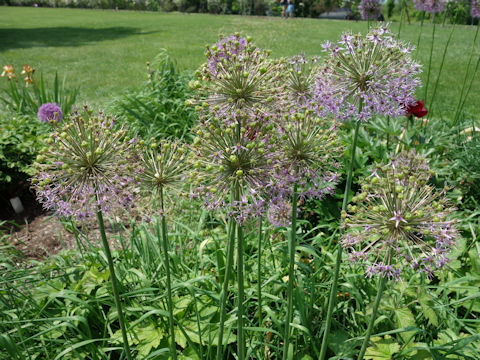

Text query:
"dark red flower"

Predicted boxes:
[[405, 99, 428, 118]]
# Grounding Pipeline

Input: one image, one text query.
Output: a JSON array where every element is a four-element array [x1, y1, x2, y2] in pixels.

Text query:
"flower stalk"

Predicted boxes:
[[357, 275, 387, 360]]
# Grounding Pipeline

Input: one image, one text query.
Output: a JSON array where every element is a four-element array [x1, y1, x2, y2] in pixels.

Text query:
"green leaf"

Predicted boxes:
[[418, 291, 438, 327], [364, 336, 401, 360], [394, 307, 416, 343]]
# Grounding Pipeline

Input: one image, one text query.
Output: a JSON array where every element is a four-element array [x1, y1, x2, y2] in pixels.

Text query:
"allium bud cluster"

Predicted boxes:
[[315, 24, 421, 121], [32, 109, 139, 220], [138, 139, 188, 210], [188, 110, 277, 222], [189, 33, 287, 120], [414, 0, 445, 13], [342, 151, 458, 280], [284, 54, 318, 106], [472, 0, 480, 18], [358, 0, 381, 20]]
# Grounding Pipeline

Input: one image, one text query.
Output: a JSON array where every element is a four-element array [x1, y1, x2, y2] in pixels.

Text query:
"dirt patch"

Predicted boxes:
[[1, 191, 129, 261]]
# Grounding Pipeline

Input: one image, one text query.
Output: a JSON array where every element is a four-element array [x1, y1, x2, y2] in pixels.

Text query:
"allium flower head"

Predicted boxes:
[[472, 0, 480, 18], [38, 102, 63, 123], [414, 0, 445, 13], [342, 151, 458, 280], [265, 109, 342, 227], [315, 24, 422, 121], [284, 54, 319, 106], [188, 110, 277, 222], [189, 33, 286, 121], [358, 0, 381, 20], [1, 64, 16, 80], [138, 139, 188, 203], [32, 109, 138, 220]]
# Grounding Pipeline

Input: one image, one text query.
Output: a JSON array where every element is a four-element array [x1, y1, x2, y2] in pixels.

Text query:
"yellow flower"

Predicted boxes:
[[21, 64, 34, 75], [1, 65, 16, 80]]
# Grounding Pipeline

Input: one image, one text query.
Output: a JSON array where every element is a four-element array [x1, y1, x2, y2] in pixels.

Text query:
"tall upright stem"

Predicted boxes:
[[357, 276, 387, 360], [429, 22, 455, 118], [319, 107, 363, 360], [216, 207, 237, 359], [416, 12, 425, 53], [424, 19, 436, 104], [257, 217, 263, 329], [282, 181, 299, 360], [95, 193, 132, 360], [398, 0, 405, 39], [237, 207, 245, 360], [454, 22, 479, 124], [159, 189, 177, 360]]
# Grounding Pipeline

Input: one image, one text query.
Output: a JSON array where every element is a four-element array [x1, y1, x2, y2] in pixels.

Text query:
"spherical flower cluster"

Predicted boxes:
[[32, 109, 138, 220], [414, 0, 445, 13], [358, 0, 381, 20], [188, 110, 277, 223], [189, 33, 287, 121], [284, 54, 318, 106], [38, 102, 63, 123], [341, 151, 458, 280], [472, 0, 480, 18], [314, 24, 422, 121], [138, 139, 188, 212]]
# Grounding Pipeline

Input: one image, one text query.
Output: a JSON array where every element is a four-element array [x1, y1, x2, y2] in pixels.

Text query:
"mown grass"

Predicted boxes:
[[0, 6, 479, 117]]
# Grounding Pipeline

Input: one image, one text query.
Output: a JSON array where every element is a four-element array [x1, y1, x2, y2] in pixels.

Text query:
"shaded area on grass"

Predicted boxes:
[[0, 26, 158, 51]]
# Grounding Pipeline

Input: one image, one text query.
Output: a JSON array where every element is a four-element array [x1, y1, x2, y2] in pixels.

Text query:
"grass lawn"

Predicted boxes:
[[0, 7, 478, 117]]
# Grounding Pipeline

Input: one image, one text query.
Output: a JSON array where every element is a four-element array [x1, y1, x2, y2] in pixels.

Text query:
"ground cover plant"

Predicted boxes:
[[1, 6, 480, 360]]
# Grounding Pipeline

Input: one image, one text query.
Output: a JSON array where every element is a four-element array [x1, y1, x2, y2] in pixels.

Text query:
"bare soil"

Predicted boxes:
[[1, 191, 128, 261]]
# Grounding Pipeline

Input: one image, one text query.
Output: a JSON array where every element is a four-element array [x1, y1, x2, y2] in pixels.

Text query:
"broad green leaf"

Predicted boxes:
[[395, 307, 416, 343], [418, 291, 438, 327], [364, 336, 401, 360]]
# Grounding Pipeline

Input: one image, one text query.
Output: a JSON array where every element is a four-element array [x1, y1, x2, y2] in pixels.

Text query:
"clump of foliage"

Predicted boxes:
[[0, 64, 78, 118], [0, 113, 49, 194], [111, 51, 196, 141]]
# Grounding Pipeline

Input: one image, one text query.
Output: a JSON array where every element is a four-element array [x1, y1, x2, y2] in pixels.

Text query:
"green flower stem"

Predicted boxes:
[[95, 194, 132, 360], [416, 11, 425, 52], [429, 22, 455, 118], [159, 189, 177, 360], [283, 181, 299, 360], [357, 276, 387, 360], [398, 0, 405, 39], [454, 22, 479, 124], [424, 19, 436, 104], [319, 115, 362, 360], [216, 197, 237, 359], [257, 217, 263, 329], [237, 210, 245, 360]]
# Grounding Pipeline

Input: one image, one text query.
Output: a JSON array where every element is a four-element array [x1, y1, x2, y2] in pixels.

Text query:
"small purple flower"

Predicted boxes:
[[472, 0, 480, 18], [38, 102, 63, 123], [415, 0, 445, 13], [358, 0, 381, 20]]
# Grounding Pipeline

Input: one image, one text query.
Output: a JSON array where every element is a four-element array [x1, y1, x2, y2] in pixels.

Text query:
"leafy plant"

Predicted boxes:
[[110, 51, 197, 141], [0, 65, 78, 117], [0, 113, 49, 194]]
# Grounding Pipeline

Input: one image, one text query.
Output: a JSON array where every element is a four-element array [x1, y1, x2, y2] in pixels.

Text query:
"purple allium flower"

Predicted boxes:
[[270, 109, 343, 204], [188, 109, 277, 223], [38, 102, 63, 123], [358, 0, 381, 20], [32, 109, 139, 221], [285, 54, 319, 106], [341, 151, 458, 280], [189, 33, 287, 121], [415, 0, 445, 13], [138, 139, 189, 211], [472, 0, 480, 18], [314, 24, 422, 122]]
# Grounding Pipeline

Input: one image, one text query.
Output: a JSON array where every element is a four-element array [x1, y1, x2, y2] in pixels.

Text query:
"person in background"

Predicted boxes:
[[280, 0, 288, 17], [286, 0, 295, 17]]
